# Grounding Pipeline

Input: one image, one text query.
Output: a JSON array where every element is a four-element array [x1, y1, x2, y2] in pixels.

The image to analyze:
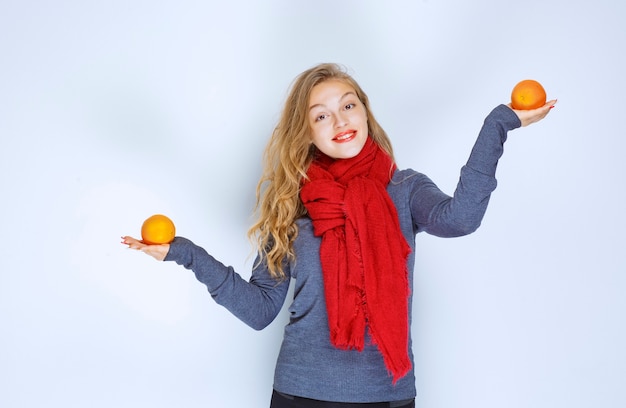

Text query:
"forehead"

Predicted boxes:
[[309, 79, 357, 107]]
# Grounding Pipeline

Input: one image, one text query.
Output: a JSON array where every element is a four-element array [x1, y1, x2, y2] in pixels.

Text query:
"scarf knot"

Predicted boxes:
[[300, 138, 412, 383]]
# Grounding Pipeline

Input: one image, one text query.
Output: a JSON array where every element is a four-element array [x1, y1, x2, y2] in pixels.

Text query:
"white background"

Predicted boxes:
[[1, 1, 625, 407]]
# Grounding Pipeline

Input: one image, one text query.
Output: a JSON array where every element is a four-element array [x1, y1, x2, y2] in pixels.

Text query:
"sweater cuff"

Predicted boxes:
[[164, 236, 193, 265], [163, 236, 232, 292], [494, 104, 522, 132]]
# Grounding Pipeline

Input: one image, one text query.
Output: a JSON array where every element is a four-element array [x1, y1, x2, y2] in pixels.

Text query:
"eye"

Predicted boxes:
[[344, 103, 355, 110], [315, 113, 328, 122]]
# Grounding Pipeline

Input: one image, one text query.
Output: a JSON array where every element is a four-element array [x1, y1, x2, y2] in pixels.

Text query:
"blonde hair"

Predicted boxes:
[[248, 63, 395, 279]]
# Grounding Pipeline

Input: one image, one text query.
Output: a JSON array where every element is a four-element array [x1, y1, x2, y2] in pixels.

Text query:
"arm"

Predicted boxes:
[[122, 235, 290, 330], [411, 104, 521, 237], [164, 237, 290, 330]]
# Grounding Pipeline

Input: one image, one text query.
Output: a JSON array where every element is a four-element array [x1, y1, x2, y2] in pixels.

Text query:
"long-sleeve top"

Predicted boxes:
[[164, 104, 522, 403]]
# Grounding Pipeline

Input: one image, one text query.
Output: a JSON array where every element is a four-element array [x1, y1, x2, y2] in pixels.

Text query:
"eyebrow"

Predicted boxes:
[[309, 91, 357, 111]]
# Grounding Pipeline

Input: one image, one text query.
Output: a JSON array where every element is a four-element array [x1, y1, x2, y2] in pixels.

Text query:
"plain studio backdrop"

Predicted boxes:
[[1, 1, 624, 407]]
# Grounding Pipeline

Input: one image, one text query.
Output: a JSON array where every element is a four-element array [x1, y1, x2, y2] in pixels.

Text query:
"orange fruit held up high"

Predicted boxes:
[[510, 79, 547, 110], [141, 214, 176, 245]]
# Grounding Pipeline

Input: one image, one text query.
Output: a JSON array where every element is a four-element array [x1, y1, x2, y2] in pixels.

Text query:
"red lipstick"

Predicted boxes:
[[333, 130, 356, 143]]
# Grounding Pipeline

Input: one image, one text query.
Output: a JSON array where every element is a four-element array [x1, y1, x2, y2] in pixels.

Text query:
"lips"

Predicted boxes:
[[333, 130, 356, 143]]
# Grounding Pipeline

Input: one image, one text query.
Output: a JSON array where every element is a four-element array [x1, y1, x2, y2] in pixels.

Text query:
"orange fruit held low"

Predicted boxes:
[[510, 79, 547, 110], [141, 214, 176, 245]]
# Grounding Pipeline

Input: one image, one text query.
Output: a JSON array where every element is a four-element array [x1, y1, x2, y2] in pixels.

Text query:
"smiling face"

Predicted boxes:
[[308, 79, 369, 160]]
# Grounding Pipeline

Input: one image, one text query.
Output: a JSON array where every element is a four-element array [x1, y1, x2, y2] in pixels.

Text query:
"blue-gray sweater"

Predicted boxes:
[[165, 104, 521, 403]]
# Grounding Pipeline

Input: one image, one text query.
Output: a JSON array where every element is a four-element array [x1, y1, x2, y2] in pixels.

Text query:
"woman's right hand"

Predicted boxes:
[[121, 236, 170, 261]]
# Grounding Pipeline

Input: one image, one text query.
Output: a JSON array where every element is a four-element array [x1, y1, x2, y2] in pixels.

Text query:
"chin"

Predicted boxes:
[[337, 147, 365, 159]]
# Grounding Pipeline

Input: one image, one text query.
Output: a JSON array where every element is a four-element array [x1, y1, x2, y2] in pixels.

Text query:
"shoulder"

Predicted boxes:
[[389, 168, 429, 187], [387, 168, 433, 207]]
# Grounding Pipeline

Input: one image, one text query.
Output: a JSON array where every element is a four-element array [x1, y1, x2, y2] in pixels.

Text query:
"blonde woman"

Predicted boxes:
[[123, 63, 556, 407]]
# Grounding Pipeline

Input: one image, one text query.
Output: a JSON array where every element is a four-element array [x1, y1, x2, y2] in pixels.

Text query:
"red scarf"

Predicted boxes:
[[300, 137, 412, 383]]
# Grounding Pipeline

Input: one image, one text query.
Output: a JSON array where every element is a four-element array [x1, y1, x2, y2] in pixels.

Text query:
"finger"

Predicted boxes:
[[533, 100, 556, 112], [121, 236, 138, 245], [530, 100, 557, 116], [121, 236, 147, 250], [537, 99, 557, 109]]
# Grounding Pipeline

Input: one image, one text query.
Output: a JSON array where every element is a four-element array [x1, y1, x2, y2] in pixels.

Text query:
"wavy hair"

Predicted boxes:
[[248, 63, 395, 279]]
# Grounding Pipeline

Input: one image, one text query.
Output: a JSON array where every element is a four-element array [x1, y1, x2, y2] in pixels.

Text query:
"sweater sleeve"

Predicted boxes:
[[164, 237, 290, 330], [410, 104, 521, 237]]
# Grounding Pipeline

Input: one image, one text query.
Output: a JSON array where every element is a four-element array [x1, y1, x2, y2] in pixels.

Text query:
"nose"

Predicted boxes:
[[334, 111, 348, 128]]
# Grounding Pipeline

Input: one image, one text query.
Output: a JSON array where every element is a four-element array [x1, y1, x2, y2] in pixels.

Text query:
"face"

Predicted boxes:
[[308, 79, 369, 160]]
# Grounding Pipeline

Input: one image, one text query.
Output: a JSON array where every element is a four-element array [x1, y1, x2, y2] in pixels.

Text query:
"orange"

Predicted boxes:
[[141, 214, 176, 245], [510, 79, 547, 110]]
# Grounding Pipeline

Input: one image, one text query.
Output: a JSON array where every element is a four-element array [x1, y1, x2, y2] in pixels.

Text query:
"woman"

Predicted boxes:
[[123, 63, 556, 407]]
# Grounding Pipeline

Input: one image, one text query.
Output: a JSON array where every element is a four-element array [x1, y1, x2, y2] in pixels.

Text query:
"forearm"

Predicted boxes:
[[165, 237, 289, 330], [465, 104, 520, 176], [413, 104, 520, 237]]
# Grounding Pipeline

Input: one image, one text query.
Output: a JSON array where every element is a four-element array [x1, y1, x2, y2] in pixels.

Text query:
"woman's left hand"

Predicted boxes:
[[509, 99, 557, 127], [121, 236, 170, 261]]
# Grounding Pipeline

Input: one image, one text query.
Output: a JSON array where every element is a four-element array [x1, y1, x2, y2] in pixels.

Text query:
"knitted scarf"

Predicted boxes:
[[300, 137, 412, 383]]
